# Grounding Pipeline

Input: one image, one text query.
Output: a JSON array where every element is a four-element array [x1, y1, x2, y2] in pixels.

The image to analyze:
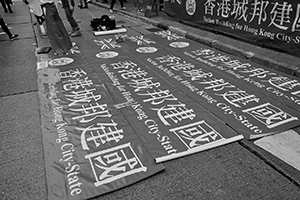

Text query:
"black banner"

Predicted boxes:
[[112, 29, 300, 139], [37, 57, 164, 200], [164, 0, 300, 57]]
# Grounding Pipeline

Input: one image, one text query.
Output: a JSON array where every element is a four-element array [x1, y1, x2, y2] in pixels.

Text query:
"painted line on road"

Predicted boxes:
[[254, 130, 300, 172]]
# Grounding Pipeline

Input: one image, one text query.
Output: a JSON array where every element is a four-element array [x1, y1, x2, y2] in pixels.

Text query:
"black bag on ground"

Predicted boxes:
[[90, 15, 116, 31]]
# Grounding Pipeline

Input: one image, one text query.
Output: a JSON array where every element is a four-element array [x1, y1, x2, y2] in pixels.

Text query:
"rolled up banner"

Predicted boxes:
[[94, 28, 127, 36]]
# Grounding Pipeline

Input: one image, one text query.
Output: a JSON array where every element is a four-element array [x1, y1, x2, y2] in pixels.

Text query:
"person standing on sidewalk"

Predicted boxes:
[[39, 0, 72, 55], [0, 13, 18, 40], [61, 0, 81, 37], [109, 0, 125, 13], [0, 0, 13, 13]]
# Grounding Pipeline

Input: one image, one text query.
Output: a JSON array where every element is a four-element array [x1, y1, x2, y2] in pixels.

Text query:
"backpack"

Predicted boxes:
[[90, 15, 116, 31]]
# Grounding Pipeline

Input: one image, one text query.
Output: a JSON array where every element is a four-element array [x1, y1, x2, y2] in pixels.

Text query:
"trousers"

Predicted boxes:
[[110, 0, 124, 9], [43, 3, 72, 54], [0, 17, 12, 38], [64, 7, 79, 31], [0, 0, 12, 12]]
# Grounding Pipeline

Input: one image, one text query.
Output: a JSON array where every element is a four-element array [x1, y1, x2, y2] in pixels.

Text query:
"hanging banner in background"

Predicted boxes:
[[164, 0, 300, 58], [37, 59, 164, 200]]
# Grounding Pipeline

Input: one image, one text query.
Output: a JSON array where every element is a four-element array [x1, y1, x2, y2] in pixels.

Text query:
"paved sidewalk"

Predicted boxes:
[[91, 0, 300, 78]]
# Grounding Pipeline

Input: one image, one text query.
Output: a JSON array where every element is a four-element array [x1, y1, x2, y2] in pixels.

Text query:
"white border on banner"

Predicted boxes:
[[155, 135, 244, 163]]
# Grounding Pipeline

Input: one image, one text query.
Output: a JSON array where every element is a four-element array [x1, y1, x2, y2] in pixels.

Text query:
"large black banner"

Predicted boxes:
[[117, 29, 300, 139], [37, 57, 164, 200], [164, 0, 300, 57]]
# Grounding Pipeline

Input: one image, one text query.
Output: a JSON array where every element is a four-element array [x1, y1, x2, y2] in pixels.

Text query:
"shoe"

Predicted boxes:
[[77, 5, 83, 9], [54, 52, 68, 56], [84, 6, 88, 8], [109, 9, 113, 13], [70, 30, 82, 37], [9, 10, 13, 13], [121, 7, 126, 10], [69, 28, 79, 35], [10, 34, 18, 40]]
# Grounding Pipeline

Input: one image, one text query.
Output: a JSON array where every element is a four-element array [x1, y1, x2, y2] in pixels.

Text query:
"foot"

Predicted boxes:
[[84, 6, 88, 8], [9, 10, 13, 13], [10, 34, 18, 40], [77, 5, 83, 9], [70, 30, 82, 37], [69, 28, 80, 35], [54, 52, 68, 56], [121, 7, 126, 10], [109, 9, 113, 13]]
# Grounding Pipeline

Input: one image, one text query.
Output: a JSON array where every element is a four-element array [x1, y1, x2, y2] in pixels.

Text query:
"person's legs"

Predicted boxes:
[[64, 7, 81, 37], [44, 4, 72, 54], [0, 0, 8, 13], [0, 17, 12, 37], [78, 0, 83, 8], [83, 0, 88, 8], [0, 17, 18, 40], [119, 0, 125, 9], [4, 0, 12, 13], [64, 7, 79, 31], [110, 0, 116, 10]]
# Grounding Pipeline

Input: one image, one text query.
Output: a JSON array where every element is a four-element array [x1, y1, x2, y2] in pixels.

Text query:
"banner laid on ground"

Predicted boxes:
[[135, 29, 300, 139], [89, 28, 300, 140], [88, 32, 244, 163], [164, 0, 300, 58], [37, 57, 164, 200]]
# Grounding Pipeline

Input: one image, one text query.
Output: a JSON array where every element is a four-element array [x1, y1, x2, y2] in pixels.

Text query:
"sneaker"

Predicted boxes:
[[121, 7, 126, 10], [69, 28, 79, 35], [71, 30, 82, 37], [10, 34, 18, 40], [109, 9, 113, 13], [54, 51, 68, 56]]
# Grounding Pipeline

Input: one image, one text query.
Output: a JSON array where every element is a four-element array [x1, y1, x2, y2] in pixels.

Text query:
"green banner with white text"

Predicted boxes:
[[164, 0, 300, 57]]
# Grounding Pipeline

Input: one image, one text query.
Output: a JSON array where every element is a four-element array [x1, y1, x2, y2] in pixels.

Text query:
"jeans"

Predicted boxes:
[[0, 0, 12, 12], [64, 7, 79, 31], [79, 0, 88, 7], [110, 0, 124, 9]]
